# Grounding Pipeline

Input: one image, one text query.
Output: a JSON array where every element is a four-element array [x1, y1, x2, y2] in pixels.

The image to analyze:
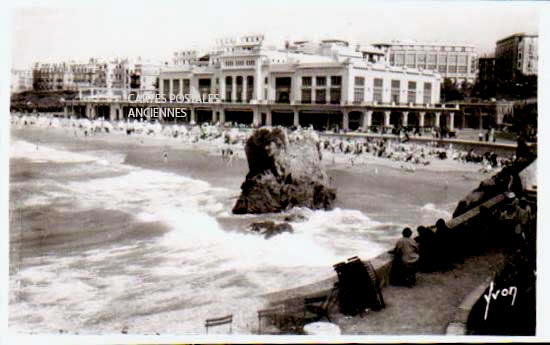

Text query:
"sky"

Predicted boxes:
[[8, 0, 541, 69]]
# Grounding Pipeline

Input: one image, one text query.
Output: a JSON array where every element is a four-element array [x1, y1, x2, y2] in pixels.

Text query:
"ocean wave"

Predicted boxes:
[[421, 202, 452, 219], [10, 140, 99, 163]]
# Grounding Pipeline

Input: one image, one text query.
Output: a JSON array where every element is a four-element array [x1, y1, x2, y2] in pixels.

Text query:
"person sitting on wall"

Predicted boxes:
[[389, 228, 419, 287]]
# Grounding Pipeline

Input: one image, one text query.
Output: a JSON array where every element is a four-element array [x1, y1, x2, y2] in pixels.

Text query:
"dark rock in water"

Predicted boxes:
[[233, 128, 336, 214], [249, 221, 294, 239], [284, 213, 307, 222], [250, 220, 274, 232]]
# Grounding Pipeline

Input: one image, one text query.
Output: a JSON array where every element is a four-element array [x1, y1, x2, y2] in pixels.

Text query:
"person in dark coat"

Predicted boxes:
[[434, 218, 454, 270], [415, 226, 437, 272]]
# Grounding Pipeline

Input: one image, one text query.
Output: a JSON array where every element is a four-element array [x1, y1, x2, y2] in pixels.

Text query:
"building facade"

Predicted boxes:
[[495, 33, 538, 82], [159, 36, 441, 107], [32, 57, 141, 97], [11, 69, 33, 94], [372, 41, 478, 84], [70, 59, 99, 89], [66, 35, 462, 132], [476, 56, 496, 98], [32, 62, 76, 91], [129, 60, 162, 97], [478, 57, 496, 83]]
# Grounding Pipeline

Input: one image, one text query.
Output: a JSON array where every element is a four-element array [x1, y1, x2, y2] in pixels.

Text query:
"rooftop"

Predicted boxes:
[[373, 40, 476, 48], [496, 32, 538, 44]]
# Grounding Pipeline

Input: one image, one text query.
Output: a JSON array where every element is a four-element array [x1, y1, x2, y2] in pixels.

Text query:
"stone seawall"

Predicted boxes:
[[263, 192, 508, 307], [263, 158, 537, 331]]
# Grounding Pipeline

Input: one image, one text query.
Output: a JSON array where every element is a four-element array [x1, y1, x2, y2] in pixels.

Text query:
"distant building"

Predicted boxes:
[[495, 33, 538, 83], [476, 56, 496, 98], [92, 57, 131, 90], [68, 34, 455, 130], [287, 39, 386, 65], [478, 56, 496, 83], [32, 57, 156, 101], [32, 62, 76, 91], [372, 41, 478, 84], [173, 49, 201, 66], [69, 59, 98, 89], [129, 59, 162, 97], [11, 69, 33, 93]]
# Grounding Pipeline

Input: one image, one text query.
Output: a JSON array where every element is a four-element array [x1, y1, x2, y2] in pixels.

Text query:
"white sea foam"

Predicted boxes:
[[421, 202, 452, 219], [10, 140, 99, 163], [10, 138, 396, 333]]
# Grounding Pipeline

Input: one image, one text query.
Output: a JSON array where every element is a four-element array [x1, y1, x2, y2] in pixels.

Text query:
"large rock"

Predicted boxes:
[[232, 128, 336, 214]]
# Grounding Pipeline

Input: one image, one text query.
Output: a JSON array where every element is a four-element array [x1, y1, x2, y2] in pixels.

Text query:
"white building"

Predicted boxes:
[[68, 35, 459, 131], [70, 59, 99, 89], [129, 59, 162, 97], [372, 41, 478, 84], [11, 69, 33, 93]]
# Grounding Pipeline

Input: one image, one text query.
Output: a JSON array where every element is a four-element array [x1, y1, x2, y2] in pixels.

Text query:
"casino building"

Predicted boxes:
[[66, 35, 463, 131]]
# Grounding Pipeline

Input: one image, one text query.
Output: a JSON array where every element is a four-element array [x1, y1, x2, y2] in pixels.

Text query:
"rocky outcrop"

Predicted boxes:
[[452, 161, 529, 218], [249, 221, 294, 239], [232, 128, 336, 214]]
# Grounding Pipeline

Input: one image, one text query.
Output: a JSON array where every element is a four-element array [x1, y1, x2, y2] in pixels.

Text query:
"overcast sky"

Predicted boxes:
[[9, 0, 541, 69]]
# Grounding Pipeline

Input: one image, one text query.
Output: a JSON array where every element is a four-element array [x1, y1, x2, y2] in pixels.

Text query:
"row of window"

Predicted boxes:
[[391, 63, 469, 73], [390, 53, 468, 64], [242, 36, 263, 43], [164, 77, 257, 102], [165, 76, 260, 89], [300, 88, 341, 104], [162, 76, 433, 104], [353, 78, 432, 104], [301, 76, 342, 87], [225, 59, 256, 67], [353, 77, 431, 89], [393, 46, 470, 52], [391, 53, 469, 65]]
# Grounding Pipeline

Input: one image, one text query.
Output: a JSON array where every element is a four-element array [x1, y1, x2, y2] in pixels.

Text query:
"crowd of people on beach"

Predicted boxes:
[[319, 136, 514, 172], [10, 112, 250, 156], [11, 112, 513, 173]]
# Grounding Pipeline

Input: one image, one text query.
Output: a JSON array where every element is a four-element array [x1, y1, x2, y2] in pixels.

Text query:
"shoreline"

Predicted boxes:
[[10, 125, 491, 227], [10, 124, 496, 175]]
